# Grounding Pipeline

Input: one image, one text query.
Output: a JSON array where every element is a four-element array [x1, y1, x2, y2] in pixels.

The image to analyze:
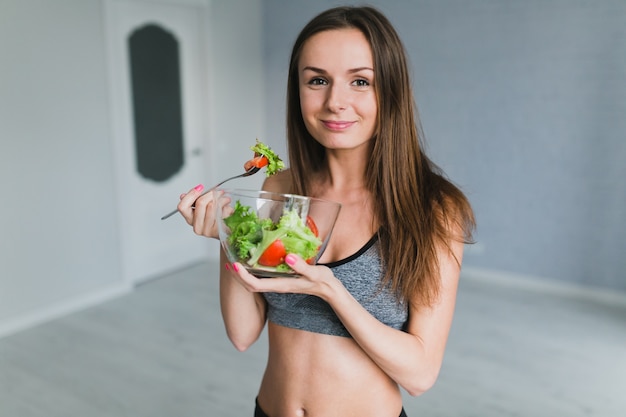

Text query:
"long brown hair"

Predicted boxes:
[[287, 6, 475, 306]]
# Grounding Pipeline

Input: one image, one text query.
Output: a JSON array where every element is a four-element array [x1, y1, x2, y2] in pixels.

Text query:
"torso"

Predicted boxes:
[[256, 170, 405, 417], [263, 236, 408, 337], [257, 325, 403, 417]]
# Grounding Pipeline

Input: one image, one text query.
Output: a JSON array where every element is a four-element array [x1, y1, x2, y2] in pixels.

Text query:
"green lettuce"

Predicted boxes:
[[223, 201, 322, 269], [251, 139, 285, 177], [223, 201, 272, 259]]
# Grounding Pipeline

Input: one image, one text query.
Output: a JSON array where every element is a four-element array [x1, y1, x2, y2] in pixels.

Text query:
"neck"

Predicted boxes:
[[311, 148, 370, 202]]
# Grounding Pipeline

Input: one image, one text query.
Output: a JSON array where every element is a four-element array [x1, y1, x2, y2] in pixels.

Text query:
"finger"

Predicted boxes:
[[231, 262, 268, 292], [215, 192, 233, 220], [178, 184, 204, 208], [194, 187, 215, 210], [283, 253, 312, 275], [231, 262, 295, 293], [231, 260, 323, 295], [178, 184, 204, 222], [197, 190, 230, 237], [190, 191, 214, 235], [199, 196, 218, 236]]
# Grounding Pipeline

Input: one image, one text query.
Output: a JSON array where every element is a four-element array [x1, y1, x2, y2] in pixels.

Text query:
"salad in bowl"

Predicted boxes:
[[215, 189, 342, 277]]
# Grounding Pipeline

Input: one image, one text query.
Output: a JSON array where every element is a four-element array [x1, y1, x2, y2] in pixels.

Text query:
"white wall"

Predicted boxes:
[[207, 0, 267, 191], [0, 0, 264, 338]]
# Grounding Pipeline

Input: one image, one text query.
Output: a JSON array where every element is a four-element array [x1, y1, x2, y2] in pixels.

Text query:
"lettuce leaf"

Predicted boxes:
[[223, 201, 271, 259], [223, 201, 322, 269], [246, 209, 321, 266], [251, 139, 285, 177]]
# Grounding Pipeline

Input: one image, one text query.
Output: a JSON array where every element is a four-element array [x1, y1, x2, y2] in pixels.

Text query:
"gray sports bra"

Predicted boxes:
[[263, 235, 408, 338]]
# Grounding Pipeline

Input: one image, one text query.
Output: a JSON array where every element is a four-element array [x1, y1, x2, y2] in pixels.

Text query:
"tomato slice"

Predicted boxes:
[[244, 155, 269, 171], [258, 239, 287, 267], [306, 215, 319, 237]]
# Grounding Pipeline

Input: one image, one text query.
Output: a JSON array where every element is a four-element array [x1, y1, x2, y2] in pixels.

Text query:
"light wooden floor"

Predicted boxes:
[[1, 261, 625, 417]]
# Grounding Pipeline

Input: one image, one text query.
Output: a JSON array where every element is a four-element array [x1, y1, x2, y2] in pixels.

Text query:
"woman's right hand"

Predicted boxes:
[[177, 184, 222, 239]]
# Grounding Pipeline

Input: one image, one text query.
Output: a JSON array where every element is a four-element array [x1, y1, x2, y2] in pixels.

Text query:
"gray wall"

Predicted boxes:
[[0, 0, 623, 338], [262, 0, 626, 292]]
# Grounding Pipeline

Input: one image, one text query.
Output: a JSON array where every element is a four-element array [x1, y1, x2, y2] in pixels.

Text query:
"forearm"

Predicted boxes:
[[219, 250, 267, 351], [326, 285, 440, 396], [326, 239, 462, 395]]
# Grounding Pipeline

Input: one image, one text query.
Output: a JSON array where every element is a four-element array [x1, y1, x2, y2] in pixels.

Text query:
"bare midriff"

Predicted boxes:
[[256, 322, 403, 417]]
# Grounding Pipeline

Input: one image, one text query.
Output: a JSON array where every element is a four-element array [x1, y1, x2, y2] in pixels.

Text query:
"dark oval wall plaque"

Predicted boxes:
[[128, 24, 184, 182]]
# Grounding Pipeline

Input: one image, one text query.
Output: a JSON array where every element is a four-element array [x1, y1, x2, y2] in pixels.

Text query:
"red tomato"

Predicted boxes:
[[306, 216, 319, 237], [244, 155, 269, 171], [258, 239, 287, 267]]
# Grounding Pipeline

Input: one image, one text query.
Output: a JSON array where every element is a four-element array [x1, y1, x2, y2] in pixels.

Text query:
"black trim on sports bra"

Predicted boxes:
[[320, 233, 379, 269]]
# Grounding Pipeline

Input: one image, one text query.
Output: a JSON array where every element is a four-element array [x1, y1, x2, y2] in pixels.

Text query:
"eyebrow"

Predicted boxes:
[[302, 65, 374, 74]]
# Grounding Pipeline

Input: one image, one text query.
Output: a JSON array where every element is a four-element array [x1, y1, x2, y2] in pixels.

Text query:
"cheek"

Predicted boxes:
[[362, 96, 378, 123], [299, 90, 318, 116], [362, 98, 378, 135], [367, 92, 378, 115], [299, 97, 324, 132]]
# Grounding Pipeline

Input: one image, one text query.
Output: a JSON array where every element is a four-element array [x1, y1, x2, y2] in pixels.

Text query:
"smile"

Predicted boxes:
[[322, 120, 355, 131]]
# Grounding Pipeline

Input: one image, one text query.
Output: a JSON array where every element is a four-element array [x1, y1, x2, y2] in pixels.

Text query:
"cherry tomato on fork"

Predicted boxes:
[[243, 155, 269, 171]]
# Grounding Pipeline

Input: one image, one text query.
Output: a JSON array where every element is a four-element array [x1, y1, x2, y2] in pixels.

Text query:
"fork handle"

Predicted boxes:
[[160, 166, 260, 220], [160, 186, 217, 220], [161, 207, 185, 220], [160, 173, 244, 220]]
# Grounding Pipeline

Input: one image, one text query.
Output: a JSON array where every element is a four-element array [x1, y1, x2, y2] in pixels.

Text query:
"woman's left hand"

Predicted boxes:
[[229, 254, 338, 300]]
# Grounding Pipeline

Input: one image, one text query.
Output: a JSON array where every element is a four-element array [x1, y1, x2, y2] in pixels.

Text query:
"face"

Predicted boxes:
[[298, 28, 377, 152]]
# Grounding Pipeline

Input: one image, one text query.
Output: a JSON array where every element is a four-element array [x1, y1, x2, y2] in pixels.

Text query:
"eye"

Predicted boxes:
[[307, 77, 328, 86], [352, 78, 370, 87]]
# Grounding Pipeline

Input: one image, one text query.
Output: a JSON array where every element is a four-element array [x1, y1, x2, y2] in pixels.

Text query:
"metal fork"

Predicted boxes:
[[160, 166, 261, 220]]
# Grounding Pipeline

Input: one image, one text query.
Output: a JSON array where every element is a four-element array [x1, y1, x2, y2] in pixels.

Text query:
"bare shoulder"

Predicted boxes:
[[262, 169, 292, 193]]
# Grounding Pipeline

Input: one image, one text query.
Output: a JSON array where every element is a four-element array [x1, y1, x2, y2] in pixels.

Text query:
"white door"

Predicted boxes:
[[105, 0, 210, 284]]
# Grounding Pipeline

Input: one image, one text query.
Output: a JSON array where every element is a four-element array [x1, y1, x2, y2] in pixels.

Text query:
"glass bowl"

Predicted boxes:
[[215, 189, 341, 277]]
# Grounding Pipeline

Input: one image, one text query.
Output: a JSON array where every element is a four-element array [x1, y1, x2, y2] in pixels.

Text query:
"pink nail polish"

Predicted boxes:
[[224, 263, 230, 271], [232, 263, 240, 272], [194, 184, 204, 192], [285, 254, 297, 266]]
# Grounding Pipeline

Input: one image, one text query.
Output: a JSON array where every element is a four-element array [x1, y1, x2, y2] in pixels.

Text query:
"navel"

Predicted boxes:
[[295, 407, 306, 417]]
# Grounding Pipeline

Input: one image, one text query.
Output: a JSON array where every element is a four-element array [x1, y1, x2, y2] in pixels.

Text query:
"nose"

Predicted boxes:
[[326, 84, 348, 113]]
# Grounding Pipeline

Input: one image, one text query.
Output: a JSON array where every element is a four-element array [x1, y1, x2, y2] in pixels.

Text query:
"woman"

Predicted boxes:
[[178, 6, 475, 417]]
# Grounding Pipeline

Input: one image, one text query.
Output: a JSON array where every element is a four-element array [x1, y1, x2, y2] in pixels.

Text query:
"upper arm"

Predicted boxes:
[[404, 233, 464, 371]]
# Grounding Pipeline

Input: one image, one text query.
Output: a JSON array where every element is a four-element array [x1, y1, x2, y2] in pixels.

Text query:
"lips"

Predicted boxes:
[[323, 120, 355, 131]]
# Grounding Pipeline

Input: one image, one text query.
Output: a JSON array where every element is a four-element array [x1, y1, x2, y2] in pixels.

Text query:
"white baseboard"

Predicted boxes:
[[461, 266, 626, 307], [0, 282, 133, 340]]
